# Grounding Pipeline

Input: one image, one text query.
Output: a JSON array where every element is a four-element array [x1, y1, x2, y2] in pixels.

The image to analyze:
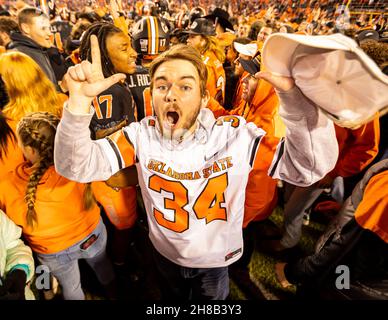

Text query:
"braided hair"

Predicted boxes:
[[17, 112, 95, 227], [79, 22, 124, 78]]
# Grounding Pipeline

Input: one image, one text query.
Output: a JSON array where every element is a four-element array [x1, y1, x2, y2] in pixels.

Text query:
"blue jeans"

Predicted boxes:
[[36, 219, 115, 300], [152, 247, 229, 300]]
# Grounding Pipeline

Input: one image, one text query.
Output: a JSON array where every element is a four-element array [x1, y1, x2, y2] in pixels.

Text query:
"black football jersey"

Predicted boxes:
[[50, 21, 72, 51], [89, 83, 136, 140], [126, 65, 152, 121]]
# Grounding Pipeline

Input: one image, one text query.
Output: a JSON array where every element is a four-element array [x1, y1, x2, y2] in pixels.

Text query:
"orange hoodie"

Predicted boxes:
[[202, 50, 225, 106], [330, 115, 380, 178], [0, 164, 100, 254], [206, 72, 280, 226], [240, 74, 281, 137], [355, 170, 388, 244]]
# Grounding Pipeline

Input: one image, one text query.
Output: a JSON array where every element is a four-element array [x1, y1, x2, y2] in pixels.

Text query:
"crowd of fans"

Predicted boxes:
[[0, 0, 387, 301]]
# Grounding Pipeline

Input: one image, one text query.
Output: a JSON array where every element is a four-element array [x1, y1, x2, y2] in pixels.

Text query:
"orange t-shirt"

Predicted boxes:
[[202, 50, 225, 106], [0, 164, 100, 254], [355, 170, 388, 244]]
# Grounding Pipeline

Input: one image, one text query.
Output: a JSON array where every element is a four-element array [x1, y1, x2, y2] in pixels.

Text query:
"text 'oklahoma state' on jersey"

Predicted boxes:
[[97, 108, 282, 268]]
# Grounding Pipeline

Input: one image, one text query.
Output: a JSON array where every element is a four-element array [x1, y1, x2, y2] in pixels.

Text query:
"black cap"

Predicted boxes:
[[239, 51, 261, 76], [204, 8, 234, 32], [183, 18, 216, 36], [357, 29, 379, 42]]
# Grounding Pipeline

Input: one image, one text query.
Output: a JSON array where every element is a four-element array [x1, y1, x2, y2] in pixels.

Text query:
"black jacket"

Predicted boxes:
[[285, 159, 388, 300], [8, 32, 60, 91]]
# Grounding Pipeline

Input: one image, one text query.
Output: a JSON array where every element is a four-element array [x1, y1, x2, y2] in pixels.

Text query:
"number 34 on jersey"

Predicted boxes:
[[147, 157, 234, 233]]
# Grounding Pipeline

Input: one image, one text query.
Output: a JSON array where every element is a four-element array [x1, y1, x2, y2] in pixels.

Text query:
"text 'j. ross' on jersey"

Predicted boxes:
[[98, 108, 278, 268]]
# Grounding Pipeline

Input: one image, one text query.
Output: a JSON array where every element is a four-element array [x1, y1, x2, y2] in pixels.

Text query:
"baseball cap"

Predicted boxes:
[[234, 42, 258, 57], [238, 50, 261, 76], [357, 29, 379, 43], [262, 33, 388, 128]]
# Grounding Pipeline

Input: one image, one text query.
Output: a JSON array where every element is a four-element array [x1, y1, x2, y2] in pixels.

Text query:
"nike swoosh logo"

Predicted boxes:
[[204, 152, 219, 162]]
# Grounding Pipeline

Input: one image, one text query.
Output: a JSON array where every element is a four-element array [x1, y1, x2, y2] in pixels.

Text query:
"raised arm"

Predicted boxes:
[[54, 36, 128, 183], [246, 71, 338, 186]]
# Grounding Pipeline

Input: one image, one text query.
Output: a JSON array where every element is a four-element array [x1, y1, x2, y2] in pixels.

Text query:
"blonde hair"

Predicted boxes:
[[203, 36, 226, 63], [0, 52, 61, 121], [149, 44, 208, 97], [17, 112, 95, 228]]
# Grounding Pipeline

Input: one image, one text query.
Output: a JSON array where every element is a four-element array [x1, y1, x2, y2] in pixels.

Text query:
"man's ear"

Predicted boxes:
[[200, 89, 210, 108], [20, 22, 30, 36]]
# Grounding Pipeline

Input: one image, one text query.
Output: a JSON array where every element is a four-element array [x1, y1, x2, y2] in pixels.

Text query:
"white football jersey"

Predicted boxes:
[[99, 108, 277, 268]]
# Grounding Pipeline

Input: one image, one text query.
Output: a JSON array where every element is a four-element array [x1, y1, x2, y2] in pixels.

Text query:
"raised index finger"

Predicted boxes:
[[90, 35, 102, 74]]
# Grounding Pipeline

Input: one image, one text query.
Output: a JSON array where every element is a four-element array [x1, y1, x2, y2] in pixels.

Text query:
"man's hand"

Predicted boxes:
[[108, 0, 120, 19], [105, 165, 139, 189], [242, 71, 295, 103], [63, 35, 126, 114]]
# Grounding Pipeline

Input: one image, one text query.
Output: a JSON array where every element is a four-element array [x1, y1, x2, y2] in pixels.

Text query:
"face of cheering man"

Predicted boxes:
[[151, 58, 209, 141], [20, 15, 52, 48], [106, 32, 137, 75], [257, 26, 272, 43]]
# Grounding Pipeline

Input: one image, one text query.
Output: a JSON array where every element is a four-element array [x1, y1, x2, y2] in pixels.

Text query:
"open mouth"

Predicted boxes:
[[166, 111, 180, 126]]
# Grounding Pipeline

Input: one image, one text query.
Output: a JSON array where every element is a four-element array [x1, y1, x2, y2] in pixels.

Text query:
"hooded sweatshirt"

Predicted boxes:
[[8, 32, 60, 91]]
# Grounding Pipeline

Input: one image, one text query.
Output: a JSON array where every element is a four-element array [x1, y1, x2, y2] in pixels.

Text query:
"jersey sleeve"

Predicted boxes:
[[261, 86, 339, 186], [98, 126, 137, 174], [251, 134, 282, 172], [55, 105, 138, 183]]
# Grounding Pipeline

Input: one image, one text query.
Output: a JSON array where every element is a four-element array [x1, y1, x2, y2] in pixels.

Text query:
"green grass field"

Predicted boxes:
[[229, 207, 326, 300]]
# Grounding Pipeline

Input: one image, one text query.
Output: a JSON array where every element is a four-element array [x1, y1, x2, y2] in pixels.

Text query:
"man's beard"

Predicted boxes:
[[158, 104, 201, 143]]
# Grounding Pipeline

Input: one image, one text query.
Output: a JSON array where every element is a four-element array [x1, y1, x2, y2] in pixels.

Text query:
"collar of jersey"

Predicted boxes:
[[154, 108, 215, 151]]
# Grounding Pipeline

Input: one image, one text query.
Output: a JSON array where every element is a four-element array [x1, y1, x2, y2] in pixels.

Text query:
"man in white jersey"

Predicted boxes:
[[54, 37, 338, 300]]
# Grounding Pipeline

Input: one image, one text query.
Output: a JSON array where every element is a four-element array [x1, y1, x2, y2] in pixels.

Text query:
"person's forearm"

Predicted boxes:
[[54, 105, 114, 182], [67, 94, 94, 115], [270, 87, 338, 187]]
